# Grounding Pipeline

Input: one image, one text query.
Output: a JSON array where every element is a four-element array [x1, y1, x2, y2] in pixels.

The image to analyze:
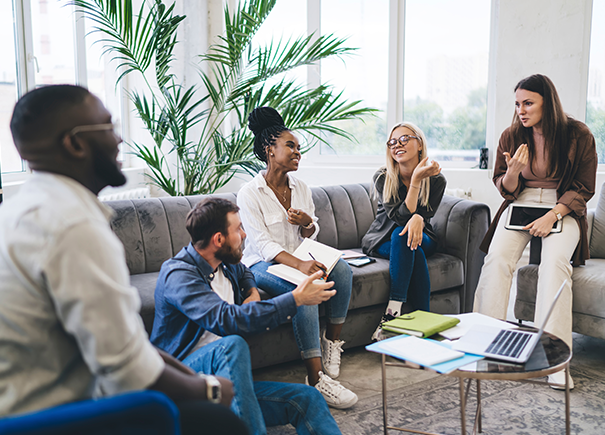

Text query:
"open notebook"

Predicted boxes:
[[267, 238, 342, 285]]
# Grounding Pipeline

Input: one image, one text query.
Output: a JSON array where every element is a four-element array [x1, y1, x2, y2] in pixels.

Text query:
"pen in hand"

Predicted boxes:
[[308, 252, 327, 278]]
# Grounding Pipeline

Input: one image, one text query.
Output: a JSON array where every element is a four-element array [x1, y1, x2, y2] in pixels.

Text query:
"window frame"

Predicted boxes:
[[2, 0, 137, 178]]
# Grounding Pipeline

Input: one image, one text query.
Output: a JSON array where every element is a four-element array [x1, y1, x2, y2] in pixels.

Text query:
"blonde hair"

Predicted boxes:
[[380, 122, 431, 208]]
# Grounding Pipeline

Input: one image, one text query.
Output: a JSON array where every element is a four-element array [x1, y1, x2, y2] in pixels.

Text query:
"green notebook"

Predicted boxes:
[[381, 310, 460, 338]]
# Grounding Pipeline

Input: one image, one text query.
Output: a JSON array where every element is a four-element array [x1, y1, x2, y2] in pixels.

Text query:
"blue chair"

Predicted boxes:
[[0, 390, 181, 435]]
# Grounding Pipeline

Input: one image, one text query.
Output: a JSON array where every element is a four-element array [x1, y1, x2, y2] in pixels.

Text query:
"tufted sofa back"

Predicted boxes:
[[107, 184, 381, 275], [106, 182, 477, 277]]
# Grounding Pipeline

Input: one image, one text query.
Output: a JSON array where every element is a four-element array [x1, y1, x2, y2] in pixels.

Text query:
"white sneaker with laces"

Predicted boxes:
[[306, 371, 358, 409], [548, 370, 574, 390], [321, 330, 344, 378]]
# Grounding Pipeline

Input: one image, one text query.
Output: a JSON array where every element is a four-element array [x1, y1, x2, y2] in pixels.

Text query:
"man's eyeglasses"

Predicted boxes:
[[386, 135, 419, 148], [68, 123, 120, 137]]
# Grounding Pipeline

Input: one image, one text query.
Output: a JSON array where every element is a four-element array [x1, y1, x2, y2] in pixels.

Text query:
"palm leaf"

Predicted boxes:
[[75, 0, 377, 196]]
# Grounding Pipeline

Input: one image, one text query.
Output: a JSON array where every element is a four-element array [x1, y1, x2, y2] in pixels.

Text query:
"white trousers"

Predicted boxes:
[[473, 188, 579, 347]]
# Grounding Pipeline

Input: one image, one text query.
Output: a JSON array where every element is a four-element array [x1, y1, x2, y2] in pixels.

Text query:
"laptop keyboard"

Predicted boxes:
[[486, 329, 532, 358]]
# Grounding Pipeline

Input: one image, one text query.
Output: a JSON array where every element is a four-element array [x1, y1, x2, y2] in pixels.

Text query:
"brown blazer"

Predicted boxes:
[[480, 119, 597, 266]]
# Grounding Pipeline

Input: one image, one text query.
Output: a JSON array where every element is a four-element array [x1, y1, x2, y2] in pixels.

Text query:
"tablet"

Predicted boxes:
[[346, 256, 376, 267], [504, 203, 562, 233]]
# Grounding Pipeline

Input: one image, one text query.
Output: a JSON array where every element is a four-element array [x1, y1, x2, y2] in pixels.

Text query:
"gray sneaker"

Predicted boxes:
[[306, 371, 358, 409], [321, 329, 344, 378], [371, 313, 396, 341]]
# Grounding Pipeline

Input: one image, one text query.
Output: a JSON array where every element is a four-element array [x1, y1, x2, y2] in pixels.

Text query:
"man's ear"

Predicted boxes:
[[61, 134, 87, 159], [211, 231, 224, 249]]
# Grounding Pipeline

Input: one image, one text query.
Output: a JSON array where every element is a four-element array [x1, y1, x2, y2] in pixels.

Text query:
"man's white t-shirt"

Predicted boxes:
[[186, 265, 235, 356]]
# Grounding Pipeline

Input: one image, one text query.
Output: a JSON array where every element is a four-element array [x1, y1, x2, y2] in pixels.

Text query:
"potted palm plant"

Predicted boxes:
[[71, 0, 377, 195]]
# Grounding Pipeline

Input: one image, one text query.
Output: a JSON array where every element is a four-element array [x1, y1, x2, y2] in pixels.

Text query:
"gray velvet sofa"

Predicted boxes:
[[516, 183, 605, 340], [106, 182, 490, 369]]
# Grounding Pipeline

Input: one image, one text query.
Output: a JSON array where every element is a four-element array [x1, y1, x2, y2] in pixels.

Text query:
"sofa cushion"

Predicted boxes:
[[517, 260, 605, 320], [568, 259, 605, 318], [590, 187, 605, 258], [131, 272, 160, 333], [312, 184, 376, 249]]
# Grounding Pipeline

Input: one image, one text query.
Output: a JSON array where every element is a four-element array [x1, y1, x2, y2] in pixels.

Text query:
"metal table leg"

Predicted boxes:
[[382, 354, 388, 435], [459, 378, 467, 435], [565, 364, 570, 435]]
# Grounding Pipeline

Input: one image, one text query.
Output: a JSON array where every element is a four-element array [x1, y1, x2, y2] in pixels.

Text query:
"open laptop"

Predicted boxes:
[[452, 281, 566, 363]]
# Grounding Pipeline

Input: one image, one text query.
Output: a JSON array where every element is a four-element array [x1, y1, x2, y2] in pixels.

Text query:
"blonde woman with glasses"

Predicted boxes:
[[361, 122, 446, 340]]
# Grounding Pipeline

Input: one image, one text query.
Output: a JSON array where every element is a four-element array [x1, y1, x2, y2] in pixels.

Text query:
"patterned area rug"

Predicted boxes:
[[268, 363, 605, 434]]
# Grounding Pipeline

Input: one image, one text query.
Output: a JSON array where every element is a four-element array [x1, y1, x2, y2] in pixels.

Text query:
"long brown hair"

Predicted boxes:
[[511, 74, 568, 178]]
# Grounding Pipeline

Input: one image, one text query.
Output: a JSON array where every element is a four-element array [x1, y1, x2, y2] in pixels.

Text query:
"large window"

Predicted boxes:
[[302, 0, 491, 167], [31, 0, 77, 85], [0, 1, 21, 173], [587, 0, 605, 163], [0, 0, 126, 176], [403, 0, 490, 167], [320, 0, 389, 155]]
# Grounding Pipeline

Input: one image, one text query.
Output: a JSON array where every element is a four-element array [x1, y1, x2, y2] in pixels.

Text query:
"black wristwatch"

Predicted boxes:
[[199, 374, 222, 404]]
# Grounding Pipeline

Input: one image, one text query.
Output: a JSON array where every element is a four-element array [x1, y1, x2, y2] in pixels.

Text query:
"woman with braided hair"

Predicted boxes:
[[237, 107, 357, 410]]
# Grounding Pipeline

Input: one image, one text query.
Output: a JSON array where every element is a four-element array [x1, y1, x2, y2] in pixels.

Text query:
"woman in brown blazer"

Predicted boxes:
[[474, 74, 597, 390]]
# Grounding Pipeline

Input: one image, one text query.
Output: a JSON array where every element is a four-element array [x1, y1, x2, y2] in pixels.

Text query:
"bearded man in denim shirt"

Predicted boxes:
[[150, 197, 343, 435]]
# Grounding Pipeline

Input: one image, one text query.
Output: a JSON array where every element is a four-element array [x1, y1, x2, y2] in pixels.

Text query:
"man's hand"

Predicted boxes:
[[400, 214, 425, 250], [214, 376, 235, 407], [524, 212, 558, 238], [292, 270, 336, 306], [149, 362, 235, 407], [243, 288, 261, 304]]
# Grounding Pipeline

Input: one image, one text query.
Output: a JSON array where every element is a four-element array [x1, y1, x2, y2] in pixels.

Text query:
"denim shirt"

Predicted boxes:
[[150, 243, 298, 360]]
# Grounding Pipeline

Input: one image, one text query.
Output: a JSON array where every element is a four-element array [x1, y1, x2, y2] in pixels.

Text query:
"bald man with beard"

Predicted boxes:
[[0, 85, 249, 434]]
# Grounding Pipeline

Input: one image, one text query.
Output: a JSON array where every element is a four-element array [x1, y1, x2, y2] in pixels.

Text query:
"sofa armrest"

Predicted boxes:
[[431, 196, 491, 313]]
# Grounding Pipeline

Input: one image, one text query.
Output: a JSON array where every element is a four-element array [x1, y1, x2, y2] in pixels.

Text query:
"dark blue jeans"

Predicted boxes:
[[376, 228, 437, 311]]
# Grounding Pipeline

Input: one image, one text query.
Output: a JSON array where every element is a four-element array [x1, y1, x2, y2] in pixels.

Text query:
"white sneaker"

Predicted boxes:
[[321, 330, 344, 378], [548, 370, 574, 390], [306, 371, 358, 409]]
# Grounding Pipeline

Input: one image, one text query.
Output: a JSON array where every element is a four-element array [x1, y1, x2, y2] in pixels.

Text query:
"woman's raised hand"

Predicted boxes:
[[411, 157, 441, 184], [504, 144, 529, 176], [287, 208, 313, 227]]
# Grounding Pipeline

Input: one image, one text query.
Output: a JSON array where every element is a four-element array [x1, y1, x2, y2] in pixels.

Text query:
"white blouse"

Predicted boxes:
[[238, 172, 318, 267]]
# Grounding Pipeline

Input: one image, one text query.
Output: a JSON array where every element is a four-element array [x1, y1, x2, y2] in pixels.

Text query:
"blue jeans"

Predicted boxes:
[[376, 228, 437, 311], [183, 335, 341, 435], [251, 258, 352, 359]]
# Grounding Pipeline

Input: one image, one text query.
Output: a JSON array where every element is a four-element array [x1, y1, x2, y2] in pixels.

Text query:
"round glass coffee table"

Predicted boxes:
[[380, 331, 572, 435]]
